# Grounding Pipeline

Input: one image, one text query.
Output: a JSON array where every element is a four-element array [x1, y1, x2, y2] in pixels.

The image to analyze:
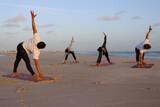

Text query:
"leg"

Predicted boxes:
[[65, 53, 69, 60], [11, 53, 22, 77], [70, 51, 77, 63], [15, 43, 35, 76], [96, 51, 103, 65], [21, 49, 35, 76], [11, 43, 23, 77], [63, 53, 69, 64], [13, 53, 22, 73], [104, 50, 111, 64], [135, 48, 140, 64], [142, 53, 146, 64]]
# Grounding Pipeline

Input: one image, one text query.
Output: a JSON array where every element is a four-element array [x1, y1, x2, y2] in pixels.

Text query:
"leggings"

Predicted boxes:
[[13, 42, 35, 75], [65, 51, 77, 61], [135, 48, 145, 62], [97, 50, 111, 64]]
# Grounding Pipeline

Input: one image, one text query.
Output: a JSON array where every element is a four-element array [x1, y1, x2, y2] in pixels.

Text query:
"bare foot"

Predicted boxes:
[[32, 74, 43, 82], [10, 72, 17, 78], [142, 62, 147, 65], [109, 62, 113, 64], [138, 64, 144, 68], [96, 63, 100, 67], [140, 64, 144, 68], [75, 60, 79, 63], [39, 74, 45, 80], [63, 60, 67, 64]]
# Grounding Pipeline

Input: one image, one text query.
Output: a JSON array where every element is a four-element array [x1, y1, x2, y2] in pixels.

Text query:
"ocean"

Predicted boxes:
[[78, 51, 160, 59]]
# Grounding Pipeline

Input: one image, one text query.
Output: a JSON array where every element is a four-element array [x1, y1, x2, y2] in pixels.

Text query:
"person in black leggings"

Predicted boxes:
[[63, 37, 78, 64], [11, 11, 46, 81], [135, 26, 152, 67], [96, 32, 111, 66], [13, 42, 35, 76]]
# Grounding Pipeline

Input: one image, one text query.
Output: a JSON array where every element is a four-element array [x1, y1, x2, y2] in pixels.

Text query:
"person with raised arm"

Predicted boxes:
[[11, 11, 46, 81], [135, 26, 152, 67], [63, 37, 78, 64], [96, 32, 111, 66]]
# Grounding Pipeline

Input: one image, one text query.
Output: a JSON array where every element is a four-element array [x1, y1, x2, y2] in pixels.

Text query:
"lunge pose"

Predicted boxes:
[[11, 11, 46, 81], [63, 37, 78, 64], [135, 26, 152, 67], [96, 32, 111, 66]]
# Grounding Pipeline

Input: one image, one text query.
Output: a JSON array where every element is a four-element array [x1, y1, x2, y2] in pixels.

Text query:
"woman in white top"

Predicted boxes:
[[135, 26, 152, 67], [11, 11, 46, 81]]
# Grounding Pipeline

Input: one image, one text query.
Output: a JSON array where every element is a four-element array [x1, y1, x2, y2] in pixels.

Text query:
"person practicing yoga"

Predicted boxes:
[[11, 11, 46, 81], [135, 26, 152, 67], [96, 32, 111, 66], [63, 37, 78, 64]]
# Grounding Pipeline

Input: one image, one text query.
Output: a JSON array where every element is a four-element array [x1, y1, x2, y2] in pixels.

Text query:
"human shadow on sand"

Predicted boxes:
[[89, 62, 114, 67], [3, 73, 55, 82], [131, 64, 154, 69]]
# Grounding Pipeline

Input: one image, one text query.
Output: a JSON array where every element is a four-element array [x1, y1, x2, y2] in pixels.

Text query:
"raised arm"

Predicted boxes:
[[102, 32, 107, 48], [31, 11, 38, 34], [145, 26, 152, 39], [68, 37, 74, 49]]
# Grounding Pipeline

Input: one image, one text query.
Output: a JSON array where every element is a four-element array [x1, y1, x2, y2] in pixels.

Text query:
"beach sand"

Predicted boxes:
[[0, 52, 160, 107]]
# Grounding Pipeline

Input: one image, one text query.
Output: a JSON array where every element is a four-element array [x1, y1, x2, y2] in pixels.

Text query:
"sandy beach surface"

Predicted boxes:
[[0, 52, 160, 107]]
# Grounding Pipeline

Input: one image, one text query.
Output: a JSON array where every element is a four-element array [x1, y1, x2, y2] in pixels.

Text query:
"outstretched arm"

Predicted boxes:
[[68, 36, 74, 49], [145, 26, 152, 39], [31, 11, 38, 34], [102, 32, 107, 48], [34, 59, 44, 79]]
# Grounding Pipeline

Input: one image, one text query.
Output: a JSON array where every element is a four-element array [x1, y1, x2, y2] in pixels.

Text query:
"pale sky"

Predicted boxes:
[[0, 0, 160, 51]]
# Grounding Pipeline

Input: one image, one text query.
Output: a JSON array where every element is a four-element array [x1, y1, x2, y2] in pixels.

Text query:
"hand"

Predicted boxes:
[[72, 36, 74, 41], [31, 11, 37, 18], [39, 73, 44, 80], [149, 26, 152, 31], [103, 32, 107, 37]]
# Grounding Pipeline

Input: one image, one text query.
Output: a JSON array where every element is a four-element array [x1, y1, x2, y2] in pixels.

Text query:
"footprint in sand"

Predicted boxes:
[[94, 81, 106, 85], [16, 87, 28, 93], [16, 87, 29, 107]]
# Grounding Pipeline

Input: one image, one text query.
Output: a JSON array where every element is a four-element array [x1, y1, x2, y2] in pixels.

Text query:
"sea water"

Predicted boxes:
[[78, 51, 160, 59]]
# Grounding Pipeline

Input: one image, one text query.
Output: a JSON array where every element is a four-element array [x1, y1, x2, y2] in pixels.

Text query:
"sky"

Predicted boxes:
[[0, 0, 160, 52]]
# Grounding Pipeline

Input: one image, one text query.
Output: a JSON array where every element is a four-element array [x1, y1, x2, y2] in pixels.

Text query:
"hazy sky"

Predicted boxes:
[[0, 0, 160, 51]]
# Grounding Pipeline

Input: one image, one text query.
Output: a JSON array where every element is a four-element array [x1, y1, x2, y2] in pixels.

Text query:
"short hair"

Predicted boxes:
[[144, 44, 151, 49], [97, 47, 102, 52], [65, 48, 69, 53], [37, 41, 46, 49]]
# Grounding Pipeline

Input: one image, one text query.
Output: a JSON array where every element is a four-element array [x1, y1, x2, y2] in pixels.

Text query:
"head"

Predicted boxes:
[[143, 44, 151, 50], [97, 47, 102, 52], [37, 41, 46, 49], [65, 48, 70, 53]]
